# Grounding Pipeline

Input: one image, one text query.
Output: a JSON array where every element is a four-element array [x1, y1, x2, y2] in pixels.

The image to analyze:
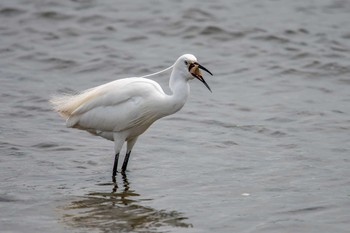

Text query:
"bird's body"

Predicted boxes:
[[50, 54, 212, 177], [58, 77, 177, 139]]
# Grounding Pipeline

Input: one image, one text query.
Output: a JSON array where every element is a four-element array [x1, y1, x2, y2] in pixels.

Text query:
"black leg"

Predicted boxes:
[[112, 153, 119, 177], [121, 151, 131, 173]]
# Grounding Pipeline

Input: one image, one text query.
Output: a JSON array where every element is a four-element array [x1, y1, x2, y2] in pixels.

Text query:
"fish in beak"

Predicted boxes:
[[188, 62, 213, 92]]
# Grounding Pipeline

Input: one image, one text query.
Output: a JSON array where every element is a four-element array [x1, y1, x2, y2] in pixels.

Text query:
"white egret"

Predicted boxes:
[[50, 54, 212, 177]]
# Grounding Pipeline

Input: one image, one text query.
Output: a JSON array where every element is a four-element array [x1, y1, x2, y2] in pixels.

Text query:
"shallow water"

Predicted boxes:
[[1, 0, 350, 232]]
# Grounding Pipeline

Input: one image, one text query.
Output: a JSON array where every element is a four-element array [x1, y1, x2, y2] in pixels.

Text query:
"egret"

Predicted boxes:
[[50, 54, 212, 177]]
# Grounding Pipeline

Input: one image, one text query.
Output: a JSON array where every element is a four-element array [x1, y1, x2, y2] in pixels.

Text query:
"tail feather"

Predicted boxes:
[[49, 87, 101, 119]]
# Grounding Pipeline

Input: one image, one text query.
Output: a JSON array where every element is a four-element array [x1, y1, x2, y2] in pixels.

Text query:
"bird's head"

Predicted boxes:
[[176, 54, 213, 92]]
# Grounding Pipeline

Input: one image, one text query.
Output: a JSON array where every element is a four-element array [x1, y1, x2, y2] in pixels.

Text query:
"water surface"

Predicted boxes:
[[1, 0, 350, 232]]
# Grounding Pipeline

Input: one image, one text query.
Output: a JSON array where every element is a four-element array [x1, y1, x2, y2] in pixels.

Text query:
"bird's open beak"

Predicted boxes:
[[189, 62, 213, 92]]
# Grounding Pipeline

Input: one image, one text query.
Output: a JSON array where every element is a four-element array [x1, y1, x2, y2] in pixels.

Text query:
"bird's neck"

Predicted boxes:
[[166, 69, 190, 114]]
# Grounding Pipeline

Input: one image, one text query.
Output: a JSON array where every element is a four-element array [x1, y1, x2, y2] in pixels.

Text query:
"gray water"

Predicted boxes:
[[1, 0, 350, 232]]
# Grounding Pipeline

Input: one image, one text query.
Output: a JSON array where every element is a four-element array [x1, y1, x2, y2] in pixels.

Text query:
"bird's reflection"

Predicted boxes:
[[61, 173, 192, 232]]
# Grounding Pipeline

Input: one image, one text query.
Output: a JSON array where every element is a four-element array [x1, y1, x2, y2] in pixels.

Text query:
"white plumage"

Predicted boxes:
[[50, 54, 212, 177]]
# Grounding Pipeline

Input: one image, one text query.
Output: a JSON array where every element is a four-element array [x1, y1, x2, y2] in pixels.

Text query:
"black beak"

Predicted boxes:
[[196, 74, 212, 92], [191, 62, 213, 92], [197, 63, 213, 76]]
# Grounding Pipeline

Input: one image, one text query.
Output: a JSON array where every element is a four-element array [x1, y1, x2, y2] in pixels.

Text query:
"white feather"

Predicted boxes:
[[51, 78, 166, 134], [49, 54, 212, 174]]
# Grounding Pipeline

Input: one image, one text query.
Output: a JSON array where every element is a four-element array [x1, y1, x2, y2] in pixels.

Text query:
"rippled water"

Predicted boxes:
[[1, 0, 350, 232]]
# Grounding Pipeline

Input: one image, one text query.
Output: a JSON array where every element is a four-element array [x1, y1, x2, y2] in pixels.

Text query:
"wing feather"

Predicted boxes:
[[51, 78, 166, 132]]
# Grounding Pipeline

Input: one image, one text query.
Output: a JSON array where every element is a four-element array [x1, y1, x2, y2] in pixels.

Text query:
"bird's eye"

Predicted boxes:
[[184, 60, 188, 65]]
